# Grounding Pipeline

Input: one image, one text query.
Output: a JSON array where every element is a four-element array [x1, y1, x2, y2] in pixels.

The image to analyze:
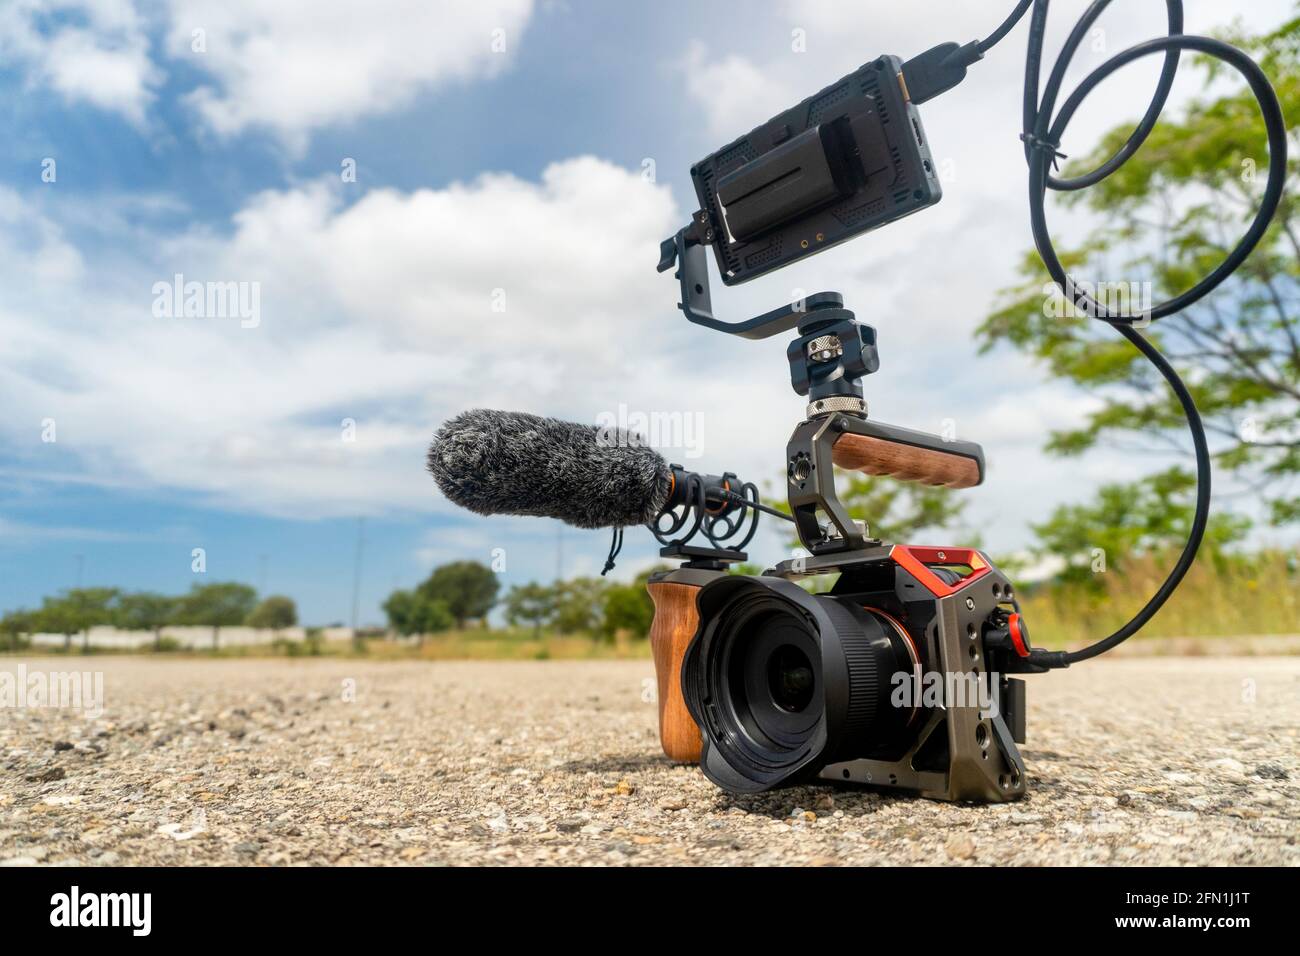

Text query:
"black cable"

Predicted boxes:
[[978, 0, 1033, 54], [1013, 0, 1288, 665], [601, 527, 623, 576], [720, 489, 794, 523], [1025, 9, 1288, 323]]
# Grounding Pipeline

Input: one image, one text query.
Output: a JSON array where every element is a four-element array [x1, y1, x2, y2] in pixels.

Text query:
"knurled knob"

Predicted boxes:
[[807, 334, 843, 362], [806, 395, 867, 418]]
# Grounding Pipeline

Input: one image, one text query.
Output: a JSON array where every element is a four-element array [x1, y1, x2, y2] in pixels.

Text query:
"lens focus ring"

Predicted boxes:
[[819, 598, 891, 753]]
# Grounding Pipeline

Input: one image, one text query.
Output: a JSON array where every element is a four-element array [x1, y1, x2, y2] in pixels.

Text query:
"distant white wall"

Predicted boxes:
[[25, 625, 319, 649]]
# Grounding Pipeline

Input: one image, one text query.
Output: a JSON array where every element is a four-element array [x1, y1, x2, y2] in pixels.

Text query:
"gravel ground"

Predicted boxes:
[[1, 655, 1297, 866]]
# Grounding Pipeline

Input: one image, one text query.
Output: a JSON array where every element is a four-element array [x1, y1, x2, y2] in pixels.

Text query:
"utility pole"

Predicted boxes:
[[556, 524, 563, 583], [350, 518, 365, 631]]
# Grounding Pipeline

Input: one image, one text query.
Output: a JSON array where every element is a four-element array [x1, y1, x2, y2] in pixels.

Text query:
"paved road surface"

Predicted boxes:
[[1, 657, 1296, 865]]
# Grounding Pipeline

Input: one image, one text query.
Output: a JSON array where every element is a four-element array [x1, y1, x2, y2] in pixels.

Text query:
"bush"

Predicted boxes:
[[246, 595, 298, 629], [601, 584, 653, 641]]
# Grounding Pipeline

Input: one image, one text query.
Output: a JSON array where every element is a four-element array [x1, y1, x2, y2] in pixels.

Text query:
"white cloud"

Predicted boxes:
[[0, 188, 85, 285], [0, 148, 1183, 564], [0, 516, 148, 543], [2, 1, 535, 143], [0, 0, 159, 125], [0, 159, 690, 519], [6, 0, 1294, 581], [679, 40, 795, 140], [164, 0, 534, 149]]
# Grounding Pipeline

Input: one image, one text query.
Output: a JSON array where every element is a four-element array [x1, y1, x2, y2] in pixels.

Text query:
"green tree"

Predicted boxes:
[[382, 589, 453, 644], [503, 582, 557, 638], [246, 595, 297, 630], [176, 582, 258, 650], [0, 609, 35, 651], [977, 16, 1300, 526], [60, 588, 120, 652], [33, 597, 75, 651], [1032, 467, 1251, 588], [115, 592, 178, 650], [417, 561, 499, 629], [774, 474, 970, 545], [382, 589, 418, 633], [551, 577, 607, 634], [410, 597, 454, 638], [601, 583, 654, 641]]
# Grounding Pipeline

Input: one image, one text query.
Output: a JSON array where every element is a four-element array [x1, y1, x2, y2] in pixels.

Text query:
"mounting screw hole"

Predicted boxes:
[[975, 723, 988, 749]]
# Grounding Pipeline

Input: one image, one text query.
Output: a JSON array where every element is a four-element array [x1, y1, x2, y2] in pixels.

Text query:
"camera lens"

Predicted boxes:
[[681, 575, 915, 793], [768, 645, 814, 712]]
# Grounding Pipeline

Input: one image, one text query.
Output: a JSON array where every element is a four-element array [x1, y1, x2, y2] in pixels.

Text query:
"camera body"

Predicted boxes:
[[683, 545, 1031, 801], [644, 404, 1036, 802]]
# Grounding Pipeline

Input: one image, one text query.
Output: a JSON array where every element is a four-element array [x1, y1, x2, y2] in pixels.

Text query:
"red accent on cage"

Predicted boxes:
[[889, 545, 993, 597]]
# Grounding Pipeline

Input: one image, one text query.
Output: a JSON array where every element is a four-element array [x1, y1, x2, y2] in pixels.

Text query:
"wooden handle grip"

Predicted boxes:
[[646, 581, 703, 763], [832, 432, 981, 488]]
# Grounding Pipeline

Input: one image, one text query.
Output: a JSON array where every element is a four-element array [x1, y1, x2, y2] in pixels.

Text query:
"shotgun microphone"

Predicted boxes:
[[427, 409, 675, 529]]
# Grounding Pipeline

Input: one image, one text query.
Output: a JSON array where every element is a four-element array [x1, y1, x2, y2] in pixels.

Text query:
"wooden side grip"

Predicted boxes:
[[646, 581, 703, 763], [831, 432, 982, 488]]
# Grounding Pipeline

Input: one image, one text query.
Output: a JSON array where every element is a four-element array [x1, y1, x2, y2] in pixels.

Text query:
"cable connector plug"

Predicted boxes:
[[901, 40, 983, 105], [1026, 648, 1070, 670]]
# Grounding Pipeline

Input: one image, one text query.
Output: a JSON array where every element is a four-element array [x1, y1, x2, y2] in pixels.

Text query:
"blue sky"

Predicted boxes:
[[1, 0, 1295, 625]]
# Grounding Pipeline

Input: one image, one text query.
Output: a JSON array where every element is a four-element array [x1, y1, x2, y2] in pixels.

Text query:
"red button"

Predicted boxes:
[[1007, 613, 1030, 658]]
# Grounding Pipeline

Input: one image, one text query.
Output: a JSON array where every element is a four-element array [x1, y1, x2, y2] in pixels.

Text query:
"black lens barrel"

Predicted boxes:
[[682, 575, 914, 793]]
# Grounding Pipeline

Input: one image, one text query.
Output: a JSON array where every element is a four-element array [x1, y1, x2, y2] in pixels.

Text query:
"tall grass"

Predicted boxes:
[[361, 629, 651, 661], [1016, 550, 1298, 648]]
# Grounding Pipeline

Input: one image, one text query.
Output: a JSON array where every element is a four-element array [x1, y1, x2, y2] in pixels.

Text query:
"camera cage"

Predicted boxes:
[[648, 0, 1286, 799], [768, 544, 1031, 801], [650, 37, 1045, 806], [656, 121, 1023, 798]]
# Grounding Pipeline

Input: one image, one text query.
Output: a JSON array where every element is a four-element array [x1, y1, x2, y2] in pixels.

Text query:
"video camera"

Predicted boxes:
[[430, 1, 1286, 802]]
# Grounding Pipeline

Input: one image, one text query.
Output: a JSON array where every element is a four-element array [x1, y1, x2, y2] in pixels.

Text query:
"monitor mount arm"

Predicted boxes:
[[658, 218, 847, 342], [659, 218, 907, 557]]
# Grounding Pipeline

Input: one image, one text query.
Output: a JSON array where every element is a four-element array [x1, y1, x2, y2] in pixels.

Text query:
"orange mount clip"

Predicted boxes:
[[888, 545, 992, 597]]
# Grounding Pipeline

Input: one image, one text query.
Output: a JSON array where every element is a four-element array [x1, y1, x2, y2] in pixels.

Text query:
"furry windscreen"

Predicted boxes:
[[428, 409, 673, 529]]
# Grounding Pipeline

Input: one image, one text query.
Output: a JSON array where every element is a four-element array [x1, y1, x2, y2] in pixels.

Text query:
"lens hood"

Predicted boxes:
[[681, 574, 908, 793]]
